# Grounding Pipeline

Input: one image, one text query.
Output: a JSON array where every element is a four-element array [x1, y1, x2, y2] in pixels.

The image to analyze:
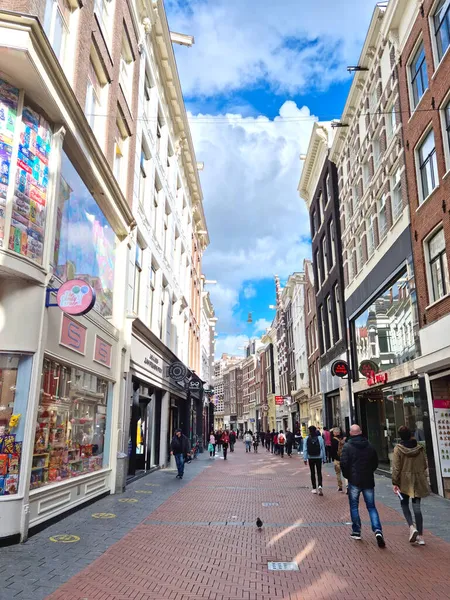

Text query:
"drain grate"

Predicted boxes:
[[262, 502, 279, 507], [268, 561, 299, 571]]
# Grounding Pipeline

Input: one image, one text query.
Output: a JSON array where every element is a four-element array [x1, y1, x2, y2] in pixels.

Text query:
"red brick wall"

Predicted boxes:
[[398, 0, 450, 328]]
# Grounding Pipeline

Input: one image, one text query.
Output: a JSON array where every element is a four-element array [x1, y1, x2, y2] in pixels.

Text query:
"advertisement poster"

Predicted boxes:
[[9, 105, 52, 263], [0, 77, 19, 247], [434, 399, 450, 477]]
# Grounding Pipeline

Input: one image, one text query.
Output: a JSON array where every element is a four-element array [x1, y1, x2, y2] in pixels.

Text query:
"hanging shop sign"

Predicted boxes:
[[56, 279, 96, 316], [275, 396, 284, 405], [359, 360, 379, 378], [262, 405, 269, 412], [331, 360, 349, 378], [367, 371, 388, 386], [168, 361, 188, 382], [188, 379, 203, 392]]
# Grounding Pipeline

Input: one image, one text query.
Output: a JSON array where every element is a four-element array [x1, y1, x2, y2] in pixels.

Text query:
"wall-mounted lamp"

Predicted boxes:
[[347, 66, 369, 73], [170, 31, 195, 47]]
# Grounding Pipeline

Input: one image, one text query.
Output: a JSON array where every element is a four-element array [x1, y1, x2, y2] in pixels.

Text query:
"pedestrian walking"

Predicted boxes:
[[270, 429, 276, 453], [295, 427, 303, 454], [278, 430, 286, 457], [265, 429, 270, 451], [215, 430, 222, 454], [222, 430, 230, 460], [273, 431, 279, 455], [208, 431, 216, 458], [322, 427, 332, 463], [260, 431, 265, 448], [170, 429, 190, 479], [304, 425, 325, 495], [252, 433, 259, 453], [229, 429, 236, 452], [392, 426, 429, 545], [340, 424, 385, 548], [244, 430, 252, 453], [285, 429, 294, 457], [331, 427, 346, 492]]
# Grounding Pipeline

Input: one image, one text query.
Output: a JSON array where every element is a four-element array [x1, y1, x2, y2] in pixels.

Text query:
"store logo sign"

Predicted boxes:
[[57, 279, 96, 316], [94, 335, 112, 368], [367, 371, 388, 386], [60, 314, 87, 355]]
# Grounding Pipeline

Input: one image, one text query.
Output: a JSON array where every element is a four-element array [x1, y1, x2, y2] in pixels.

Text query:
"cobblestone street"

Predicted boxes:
[[2, 444, 450, 600]]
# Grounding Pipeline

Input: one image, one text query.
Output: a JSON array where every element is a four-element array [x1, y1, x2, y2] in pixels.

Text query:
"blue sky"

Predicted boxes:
[[166, 0, 375, 356]]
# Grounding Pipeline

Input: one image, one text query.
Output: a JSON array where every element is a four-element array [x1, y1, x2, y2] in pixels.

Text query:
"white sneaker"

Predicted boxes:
[[318, 486, 323, 496], [416, 536, 425, 546], [409, 525, 418, 544], [311, 489, 318, 494]]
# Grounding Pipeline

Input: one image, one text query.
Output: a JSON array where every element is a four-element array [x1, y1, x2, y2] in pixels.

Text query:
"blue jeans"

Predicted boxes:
[[245, 441, 252, 452], [348, 484, 382, 533], [175, 453, 184, 477]]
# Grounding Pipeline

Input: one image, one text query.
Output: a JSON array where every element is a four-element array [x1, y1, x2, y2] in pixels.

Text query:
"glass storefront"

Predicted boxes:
[[356, 378, 425, 469], [0, 78, 19, 248], [53, 151, 115, 317], [31, 357, 111, 490], [354, 267, 419, 373], [0, 353, 32, 496]]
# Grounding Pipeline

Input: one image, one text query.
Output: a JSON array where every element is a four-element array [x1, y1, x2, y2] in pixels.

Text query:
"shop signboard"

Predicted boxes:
[[59, 314, 87, 355], [433, 399, 450, 476], [367, 371, 388, 386], [331, 360, 349, 378], [94, 335, 112, 369], [275, 396, 284, 405], [57, 279, 96, 316], [359, 360, 379, 378]]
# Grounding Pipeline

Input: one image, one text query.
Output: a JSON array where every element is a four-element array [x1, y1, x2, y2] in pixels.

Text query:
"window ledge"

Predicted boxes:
[[443, 168, 450, 182], [425, 292, 450, 311], [416, 184, 440, 212]]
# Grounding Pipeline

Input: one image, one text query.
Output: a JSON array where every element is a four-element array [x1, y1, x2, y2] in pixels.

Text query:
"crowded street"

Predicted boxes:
[[2, 441, 450, 600]]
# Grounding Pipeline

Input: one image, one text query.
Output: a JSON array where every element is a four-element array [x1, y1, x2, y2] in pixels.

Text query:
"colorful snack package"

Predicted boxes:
[[0, 476, 5, 495], [3, 435, 15, 454], [8, 454, 19, 474], [5, 474, 18, 494], [0, 454, 8, 475], [13, 442, 22, 459]]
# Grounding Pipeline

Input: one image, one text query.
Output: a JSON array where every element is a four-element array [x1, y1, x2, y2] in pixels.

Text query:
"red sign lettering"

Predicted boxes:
[[367, 371, 388, 386]]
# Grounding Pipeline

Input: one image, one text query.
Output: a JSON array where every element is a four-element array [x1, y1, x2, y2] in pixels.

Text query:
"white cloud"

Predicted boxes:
[[253, 318, 272, 334], [215, 335, 248, 358], [168, 0, 375, 97], [190, 101, 313, 334], [243, 284, 257, 299]]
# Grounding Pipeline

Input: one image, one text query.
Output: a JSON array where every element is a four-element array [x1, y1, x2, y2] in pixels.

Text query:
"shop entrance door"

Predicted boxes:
[[357, 391, 389, 466], [129, 396, 152, 476]]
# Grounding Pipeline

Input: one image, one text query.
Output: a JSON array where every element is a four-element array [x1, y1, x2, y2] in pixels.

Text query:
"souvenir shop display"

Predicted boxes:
[[0, 77, 19, 247]]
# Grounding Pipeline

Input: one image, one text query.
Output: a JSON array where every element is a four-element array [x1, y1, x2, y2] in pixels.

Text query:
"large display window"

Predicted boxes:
[[31, 357, 111, 490], [53, 151, 115, 317], [0, 353, 32, 496], [0, 78, 19, 248]]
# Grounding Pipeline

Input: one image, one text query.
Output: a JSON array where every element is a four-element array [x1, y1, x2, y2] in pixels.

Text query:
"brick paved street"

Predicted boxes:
[[2, 444, 450, 600]]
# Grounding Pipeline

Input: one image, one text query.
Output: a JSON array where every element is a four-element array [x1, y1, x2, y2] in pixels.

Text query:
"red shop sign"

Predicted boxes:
[[275, 396, 284, 405], [367, 371, 388, 386]]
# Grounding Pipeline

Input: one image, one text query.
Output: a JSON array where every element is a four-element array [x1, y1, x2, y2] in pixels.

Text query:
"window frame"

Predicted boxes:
[[440, 95, 450, 172], [425, 225, 450, 304], [43, 0, 72, 64], [391, 169, 403, 222], [416, 127, 438, 204], [133, 242, 143, 315], [378, 194, 387, 240], [432, 0, 450, 65], [408, 40, 429, 110]]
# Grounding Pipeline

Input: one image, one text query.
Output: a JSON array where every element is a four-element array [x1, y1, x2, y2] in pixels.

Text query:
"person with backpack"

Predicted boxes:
[[303, 425, 326, 495], [244, 430, 253, 453], [285, 429, 295, 457], [331, 427, 347, 492], [277, 430, 286, 457]]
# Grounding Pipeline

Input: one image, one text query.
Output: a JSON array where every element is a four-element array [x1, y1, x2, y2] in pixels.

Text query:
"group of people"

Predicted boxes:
[[303, 423, 429, 548], [208, 429, 237, 460], [258, 429, 297, 457]]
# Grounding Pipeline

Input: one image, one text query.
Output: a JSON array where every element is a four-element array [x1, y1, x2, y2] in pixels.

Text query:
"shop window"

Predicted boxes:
[[0, 78, 19, 249], [53, 151, 116, 317], [426, 227, 449, 303], [31, 358, 110, 490], [353, 269, 418, 374], [0, 353, 32, 497], [10, 106, 52, 264]]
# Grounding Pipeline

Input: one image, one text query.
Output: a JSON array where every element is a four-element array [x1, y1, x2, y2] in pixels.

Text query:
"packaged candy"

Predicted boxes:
[[0, 454, 8, 475], [8, 455, 19, 474], [5, 474, 18, 494], [13, 442, 22, 458], [3, 435, 15, 454], [0, 476, 5, 495]]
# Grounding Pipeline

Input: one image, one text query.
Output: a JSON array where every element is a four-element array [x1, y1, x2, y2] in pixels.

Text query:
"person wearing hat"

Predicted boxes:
[[170, 428, 190, 479]]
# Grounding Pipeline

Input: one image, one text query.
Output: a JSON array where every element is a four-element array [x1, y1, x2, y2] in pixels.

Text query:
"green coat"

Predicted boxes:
[[392, 443, 429, 498]]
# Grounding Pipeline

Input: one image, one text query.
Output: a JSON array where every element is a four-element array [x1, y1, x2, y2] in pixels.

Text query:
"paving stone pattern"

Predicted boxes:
[[1, 445, 450, 600]]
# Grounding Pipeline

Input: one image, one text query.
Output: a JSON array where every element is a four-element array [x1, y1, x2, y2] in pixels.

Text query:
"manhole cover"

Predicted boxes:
[[268, 561, 299, 571], [262, 502, 279, 507]]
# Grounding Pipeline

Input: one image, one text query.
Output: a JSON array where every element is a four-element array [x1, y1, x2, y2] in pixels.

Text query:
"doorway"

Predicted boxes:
[[128, 386, 154, 477]]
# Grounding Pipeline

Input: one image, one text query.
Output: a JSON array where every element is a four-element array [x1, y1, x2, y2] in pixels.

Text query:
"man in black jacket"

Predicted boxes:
[[340, 424, 385, 547], [285, 429, 295, 457], [170, 429, 190, 479]]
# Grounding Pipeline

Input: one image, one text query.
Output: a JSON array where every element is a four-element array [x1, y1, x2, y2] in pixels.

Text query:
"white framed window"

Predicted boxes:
[[357, 240, 364, 271], [409, 41, 429, 109], [325, 174, 331, 205], [138, 147, 149, 209], [114, 117, 128, 189], [369, 84, 378, 115], [326, 294, 334, 348], [378, 195, 387, 240], [386, 104, 397, 141], [391, 169, 403, 221], [426, 227, 450, 302], [319, 304, 325, 354], [119, 31, 134, 108], [94, 0, 113, 44], [373, 135, 381, 170], [133, 243, 143, 315], [43, 0, 72, 64], [322, 235, 328, 280], [417, 129, 438, 202], [329, 219, 336, 267], [315, 249, 322, 289], [334, 284, 343, 341], [433, 0, 450, 63], [156, 109, 164, 154], [367, 216, 375, 257], [152, 175, 161, 234], [353, 183, 360, 207], [85, 54, 108, 144], [442, 99, 450, 169], [363, 160, 370, 187], [148, 263, 156, 327]]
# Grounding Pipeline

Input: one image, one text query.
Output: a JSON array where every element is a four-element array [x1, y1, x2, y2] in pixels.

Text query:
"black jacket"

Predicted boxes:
[[340, 435, 378, 489], [170, 434, 190, 455], [286, 432, 295, 445]]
